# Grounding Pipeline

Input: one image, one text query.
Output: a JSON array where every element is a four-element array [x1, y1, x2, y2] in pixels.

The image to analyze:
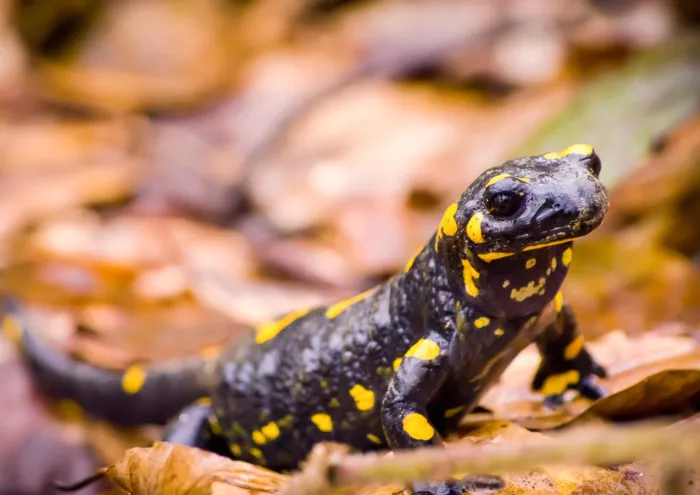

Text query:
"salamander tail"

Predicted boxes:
[[5, 298, 216, 426]]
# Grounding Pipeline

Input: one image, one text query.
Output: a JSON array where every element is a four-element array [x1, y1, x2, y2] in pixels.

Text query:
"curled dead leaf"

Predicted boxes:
[[60, 443, 288, 495], [477, 329, 700, 430]]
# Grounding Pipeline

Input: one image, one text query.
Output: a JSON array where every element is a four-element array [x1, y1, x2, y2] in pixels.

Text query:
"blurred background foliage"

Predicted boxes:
[[0, 0, 698, 493]]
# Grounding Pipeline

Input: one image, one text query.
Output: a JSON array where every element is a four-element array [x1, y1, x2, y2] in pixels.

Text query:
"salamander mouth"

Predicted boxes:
[[475, 212, 605, 262]]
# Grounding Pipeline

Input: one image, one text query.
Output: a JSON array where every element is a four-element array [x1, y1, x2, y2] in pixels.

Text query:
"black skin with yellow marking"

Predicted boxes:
[[9, 145, 609, 495]]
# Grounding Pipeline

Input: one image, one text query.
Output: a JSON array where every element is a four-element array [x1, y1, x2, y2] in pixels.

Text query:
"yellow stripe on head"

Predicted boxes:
[[486, 173, 511, 187], [543, 144, 593, 160], [561, 144, 593, 157], [478, 251, 514, 262]]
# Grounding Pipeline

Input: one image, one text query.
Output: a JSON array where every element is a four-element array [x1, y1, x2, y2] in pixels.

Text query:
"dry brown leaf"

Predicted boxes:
[[478, 329, 700, 430], [3, 215, 258, 308], [93, 443, 288, 495], [356, 421, 647, 495], [36, 0, 233, 112]]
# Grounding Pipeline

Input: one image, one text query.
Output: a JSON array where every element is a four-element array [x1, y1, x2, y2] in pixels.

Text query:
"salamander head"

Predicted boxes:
[[434, 144, 608, 317]]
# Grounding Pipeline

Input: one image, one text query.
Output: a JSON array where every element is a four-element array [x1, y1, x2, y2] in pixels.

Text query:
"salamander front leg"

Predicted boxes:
[[532, 294, 607, 407], [381, 332, 467, 495], [162, 401, 231, 457]]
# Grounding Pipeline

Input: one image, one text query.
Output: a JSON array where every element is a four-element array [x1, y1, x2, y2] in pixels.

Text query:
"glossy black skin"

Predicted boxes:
[[11, 148, 609, 495]]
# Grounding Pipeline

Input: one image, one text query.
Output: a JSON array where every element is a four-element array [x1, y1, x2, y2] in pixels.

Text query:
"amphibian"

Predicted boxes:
[[7, 144, 609, 494]]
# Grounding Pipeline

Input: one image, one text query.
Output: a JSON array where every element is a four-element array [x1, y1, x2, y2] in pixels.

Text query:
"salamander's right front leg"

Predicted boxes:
[[381, 332, 464, 495]]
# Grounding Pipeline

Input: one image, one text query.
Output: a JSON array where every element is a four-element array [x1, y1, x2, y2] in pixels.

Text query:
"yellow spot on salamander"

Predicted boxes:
[[329, 398, 340, 408], [438, 203, 459, 237], [541, 370, 580, 396], [502, 280, 510, 288], [209, 415, 223, 435], [474, 317, 489, 328], [510, 277, 547, 302], [551, 257, 557, 270], [564, 336, 585, 360], [393, 357, 403, 371], [367, 433, 382, 444], [249, 447, 264, 461], [486, 173, 511, 187], [486, 174, 530, 187], [481, 238, 575, 261], [494, 328, 504, 336], [466, 212, 485, 244], [562, 247, 573, 266], [252, 430, 267, 445], [526, 258, 536, 269], [196, 397, 212, 406], [278, 414, 294, 428], [554, 291, 564, 312], [435, 203, 459, 250], [402, 413, 434, 441], [311, 413, 333, 432], [404, 246, 423, 272], [2, 315, 21, 344], [55, 400, 84, 422], [478, 251, 514, 262], [255, 308, 309, 344], [349, 384, 375, 411], [121, 365, 147, 395], [326, 289, 374, 319], [230, 444, 242, 457], [462, 258, 480, 297], [444, 406, 465, 419], [261, 422, 280, 440], [405, 339, 440, 361], [523, 238, 574, 251], [543, 144, 593, 161], [562, 144, 593, 156]]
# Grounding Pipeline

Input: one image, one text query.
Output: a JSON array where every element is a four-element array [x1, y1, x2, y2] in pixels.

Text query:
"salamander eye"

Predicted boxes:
[[485, 191, 523, 217]]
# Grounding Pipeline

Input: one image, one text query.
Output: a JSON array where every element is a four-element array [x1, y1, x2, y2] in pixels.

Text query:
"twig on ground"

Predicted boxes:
[[279, 420, 700, 495]]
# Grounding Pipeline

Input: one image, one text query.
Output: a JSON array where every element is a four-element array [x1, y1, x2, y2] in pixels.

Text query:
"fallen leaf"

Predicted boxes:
[[85, 443, 288, 495], [36, 0, 233, 112], [478, 329, 700, 430]]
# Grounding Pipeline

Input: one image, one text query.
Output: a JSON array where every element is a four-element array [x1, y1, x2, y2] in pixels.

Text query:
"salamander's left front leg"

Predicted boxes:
[[162, 401, 231, 457], [382, 332, 464, 495], [532, 293, 607, 407]]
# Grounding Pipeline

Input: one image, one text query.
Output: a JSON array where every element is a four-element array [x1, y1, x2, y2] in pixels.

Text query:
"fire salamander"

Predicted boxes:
[[5, 144, 609, 495]]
